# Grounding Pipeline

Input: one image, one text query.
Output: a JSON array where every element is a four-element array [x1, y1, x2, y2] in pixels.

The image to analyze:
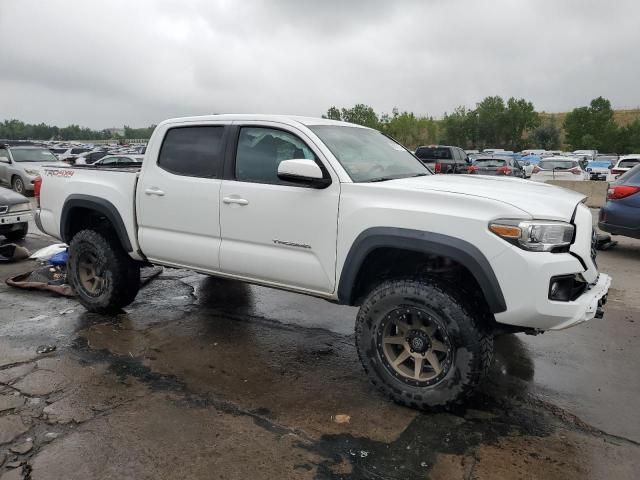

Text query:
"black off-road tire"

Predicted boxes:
[[4, 223, 28, 241], [68, 229, 140, 314], [355, 278, 493, 410]]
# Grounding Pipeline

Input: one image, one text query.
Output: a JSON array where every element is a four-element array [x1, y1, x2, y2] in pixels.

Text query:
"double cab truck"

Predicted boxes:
[[36, 115, 611, 408]]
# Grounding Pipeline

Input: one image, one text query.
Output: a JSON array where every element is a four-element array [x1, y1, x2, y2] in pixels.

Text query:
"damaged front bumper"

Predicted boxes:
[[547, 273, 612, 330]]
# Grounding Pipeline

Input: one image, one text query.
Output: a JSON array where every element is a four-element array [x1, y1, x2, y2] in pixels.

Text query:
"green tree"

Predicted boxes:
[[530, 119, 561, 150], [475, 96, 507, 149], [340, 104, 379, 129], [324, 106, 342, 121], [564, 96, 618, 151], [503, 97, 540, 150]]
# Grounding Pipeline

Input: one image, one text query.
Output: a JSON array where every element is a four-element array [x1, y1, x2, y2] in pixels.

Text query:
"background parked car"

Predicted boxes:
[[586, 159, 614, 180], [74, 149, 109, 165], [92, 154, 144, 166], [0, 144, 66, 194], [599, 163, 640, 239], [58, 146, 90, 163], [0, 186, 32, 240], [572, 149, 598, 161], [470, 156, 526, 178], [609, 155, 640, 181], [531, 157, 588, 182], [414, 145, 471, 173]]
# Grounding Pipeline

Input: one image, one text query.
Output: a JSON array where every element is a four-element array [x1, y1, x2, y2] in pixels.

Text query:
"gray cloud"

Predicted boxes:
[[0, 0, 638, 128]]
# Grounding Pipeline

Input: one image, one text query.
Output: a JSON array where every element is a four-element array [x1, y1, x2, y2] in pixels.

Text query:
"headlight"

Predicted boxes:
[[9, 202, 31, 213], [490, 219, 574, 252], [24, 169, 39, 176]]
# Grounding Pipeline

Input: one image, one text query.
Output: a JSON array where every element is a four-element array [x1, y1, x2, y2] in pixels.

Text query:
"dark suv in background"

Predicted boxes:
[[414, 145, 470, 173]]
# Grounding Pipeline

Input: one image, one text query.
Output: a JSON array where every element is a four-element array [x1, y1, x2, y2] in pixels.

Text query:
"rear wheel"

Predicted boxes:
[[68, 229, 140, 313], [4, 223, 28, 241], [355, 278, 493, 409]]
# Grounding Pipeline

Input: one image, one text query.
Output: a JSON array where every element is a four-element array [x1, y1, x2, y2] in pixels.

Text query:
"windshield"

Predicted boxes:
[[475, 158, 506, 167], [539, 160, 578, 170], [309, 125, 428, 182], [11, 148, 59, 162]]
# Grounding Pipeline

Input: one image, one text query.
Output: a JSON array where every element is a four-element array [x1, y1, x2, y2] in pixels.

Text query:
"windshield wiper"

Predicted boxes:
[[366, 176, 396, 183], [366, 173, 428, 183]]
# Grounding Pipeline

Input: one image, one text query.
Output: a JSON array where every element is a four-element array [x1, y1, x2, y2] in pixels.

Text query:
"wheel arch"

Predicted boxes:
[[337, 227, 507, 313], [61, 194, 133, 252]]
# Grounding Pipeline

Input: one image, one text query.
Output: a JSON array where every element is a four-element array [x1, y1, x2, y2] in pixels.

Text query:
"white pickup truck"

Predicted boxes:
[[36, 115, 611, 408]]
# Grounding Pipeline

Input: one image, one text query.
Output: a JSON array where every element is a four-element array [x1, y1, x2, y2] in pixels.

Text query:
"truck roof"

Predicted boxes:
[[159, 114, 366, 129]]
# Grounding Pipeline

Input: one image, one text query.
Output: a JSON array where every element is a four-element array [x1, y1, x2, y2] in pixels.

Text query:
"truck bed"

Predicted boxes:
[[38, 164, 142, 258]]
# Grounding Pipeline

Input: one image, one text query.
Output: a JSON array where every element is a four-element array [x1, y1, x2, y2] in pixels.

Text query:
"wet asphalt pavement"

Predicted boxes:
[[0, 220, 639, 479]]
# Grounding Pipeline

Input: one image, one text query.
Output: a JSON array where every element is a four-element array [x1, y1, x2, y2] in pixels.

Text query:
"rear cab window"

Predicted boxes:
[[415, 147, 452, 161], [158, 126, 225, 178]]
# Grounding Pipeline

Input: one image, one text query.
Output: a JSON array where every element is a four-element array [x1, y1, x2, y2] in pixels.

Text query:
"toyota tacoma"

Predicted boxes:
[[35, 115, 611, 408]]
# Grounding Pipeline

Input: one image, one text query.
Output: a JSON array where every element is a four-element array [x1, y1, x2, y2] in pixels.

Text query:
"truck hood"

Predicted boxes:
[[379, 174, 585, 220]]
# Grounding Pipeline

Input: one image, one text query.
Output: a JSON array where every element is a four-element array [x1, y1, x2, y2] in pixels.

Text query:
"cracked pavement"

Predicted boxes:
[[0, 226, 639, 479]]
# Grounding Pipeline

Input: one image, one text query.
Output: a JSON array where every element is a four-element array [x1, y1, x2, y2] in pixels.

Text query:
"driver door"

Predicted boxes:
[[219, 123, 340, 294]]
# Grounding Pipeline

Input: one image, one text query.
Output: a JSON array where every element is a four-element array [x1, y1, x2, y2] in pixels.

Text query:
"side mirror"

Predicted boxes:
[[608, 165, 613, 170], [525, 161, 531, 166], [277, 159, 331, 188], [0, 156, 9, 163]]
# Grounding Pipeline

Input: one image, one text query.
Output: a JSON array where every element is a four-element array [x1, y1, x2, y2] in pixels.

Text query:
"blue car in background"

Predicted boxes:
[[599, 163, 640, 239]]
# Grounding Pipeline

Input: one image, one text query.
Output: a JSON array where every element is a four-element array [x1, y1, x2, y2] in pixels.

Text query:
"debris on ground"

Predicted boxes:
[[29, 243, 67, 262], [595, 233, 618, 250], [0, 244, 31, 263], [42, 432, 59, 443], [333, 414, 351, 424], [10, 439, 33, 455], [36, 345, 57, 354], [6, 266, 74, 297]]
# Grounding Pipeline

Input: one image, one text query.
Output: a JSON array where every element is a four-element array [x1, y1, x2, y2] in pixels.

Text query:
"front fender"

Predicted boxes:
[[337, 227, 507, 313]]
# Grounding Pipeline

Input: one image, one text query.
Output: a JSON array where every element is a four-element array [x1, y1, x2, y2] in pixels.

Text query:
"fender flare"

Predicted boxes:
[[337, 227, 507, 313], [60, 194, 133, 252]]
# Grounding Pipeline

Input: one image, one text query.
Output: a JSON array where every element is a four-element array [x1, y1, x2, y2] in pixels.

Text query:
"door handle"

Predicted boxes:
[[144, 187, 165, 196], [223, 196, 249, 206]]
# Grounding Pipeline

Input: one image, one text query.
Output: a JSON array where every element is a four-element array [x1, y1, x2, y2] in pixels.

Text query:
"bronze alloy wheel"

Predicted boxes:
[[77, 251, 107, 297], [376, 306, 453, 387]]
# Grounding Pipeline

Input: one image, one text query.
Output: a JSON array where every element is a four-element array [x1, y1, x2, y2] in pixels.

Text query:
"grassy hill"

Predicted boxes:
[[537, 108, 640, 149]]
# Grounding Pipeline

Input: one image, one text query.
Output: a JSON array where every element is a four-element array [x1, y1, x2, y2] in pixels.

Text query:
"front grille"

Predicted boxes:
[[0, 206, 7, 214], [591, 229, 598, 266]]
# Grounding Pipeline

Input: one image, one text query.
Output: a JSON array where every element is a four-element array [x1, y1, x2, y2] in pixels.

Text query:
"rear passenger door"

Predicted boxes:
[[137, 123, 228, 271]]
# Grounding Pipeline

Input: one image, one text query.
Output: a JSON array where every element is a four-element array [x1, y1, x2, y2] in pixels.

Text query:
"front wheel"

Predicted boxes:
[[355, 278, 493, 409], [12, 176, 26, 195], [68, 229, 141, 313]]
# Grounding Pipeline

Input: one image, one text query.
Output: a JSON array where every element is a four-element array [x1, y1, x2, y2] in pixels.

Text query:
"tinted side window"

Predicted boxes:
[[415, 147, 452, 160], [235, 127, 317, 185], [158, 126, 224, 178]]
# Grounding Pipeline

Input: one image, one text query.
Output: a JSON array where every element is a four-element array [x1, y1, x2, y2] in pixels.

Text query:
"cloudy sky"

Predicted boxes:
[[0, 0, 638, 128]]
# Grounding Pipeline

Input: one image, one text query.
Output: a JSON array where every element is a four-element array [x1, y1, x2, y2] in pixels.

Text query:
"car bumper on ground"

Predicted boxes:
[[0, 211, 33, 230]]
